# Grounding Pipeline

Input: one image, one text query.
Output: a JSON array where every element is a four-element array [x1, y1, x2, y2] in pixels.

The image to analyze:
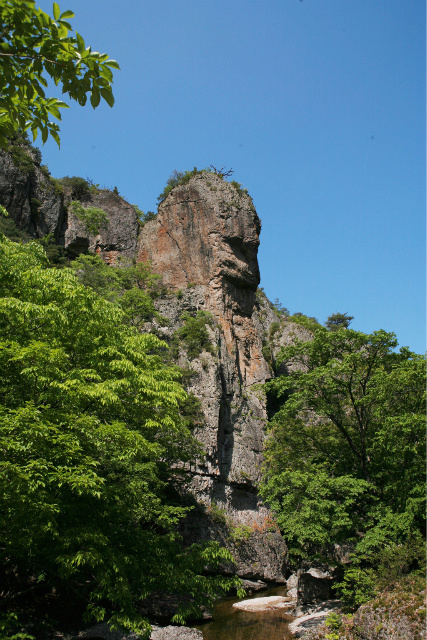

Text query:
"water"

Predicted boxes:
[[193, 586, 295, 640]]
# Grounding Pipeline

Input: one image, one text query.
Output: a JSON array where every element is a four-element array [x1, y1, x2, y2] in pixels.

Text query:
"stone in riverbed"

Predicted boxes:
[[74, 622, 202, 639], [150, 626, 203, 639], [232, 595, 292, 612]]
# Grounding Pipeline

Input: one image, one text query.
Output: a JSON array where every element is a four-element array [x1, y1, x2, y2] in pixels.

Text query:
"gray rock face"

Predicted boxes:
[[74, 622, 202, 640], [352, 596, 427, 640], [288, 600, 341, 637], [64, 190, 139, 261], [0, 146, 139, 262], [0, 147, 65, 239], [150, 627, 203, 640]]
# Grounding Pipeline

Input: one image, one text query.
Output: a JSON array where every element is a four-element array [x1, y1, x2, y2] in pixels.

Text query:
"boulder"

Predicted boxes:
[[232, 595, 293, 612], [297, 568, 334, 606]]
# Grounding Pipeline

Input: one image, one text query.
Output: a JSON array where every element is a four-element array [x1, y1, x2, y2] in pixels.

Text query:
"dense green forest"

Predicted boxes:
[[0, 228, 243, 639], [261, 326, 426, 610]]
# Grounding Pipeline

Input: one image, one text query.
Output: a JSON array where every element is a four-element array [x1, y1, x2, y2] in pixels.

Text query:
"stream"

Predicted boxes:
[[192, 586, 295, 640]]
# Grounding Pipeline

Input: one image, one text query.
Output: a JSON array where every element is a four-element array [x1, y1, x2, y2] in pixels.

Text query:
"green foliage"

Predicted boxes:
[[68, 200, 109, 235], [261, 328, 426, 573], [0, 206, 29, 241], [0, 0, 119, 147], [133, 205, 157, 227], [229, 524, 252, 545], [71, 255, 167, 329], [325, 312, 354, 331], [287, 311, 321, 332], [230, 180, 249, 197], [272, 297, 289, 317], [6, 134, 37, 174], [0, 612, 35, 640], [175, 311, 215, 360], [59, 175, 90, 199], [207, 502, 228, 527], [38, 233, 67, 266], [336, 531, 426, 609], [0, 236, 239, 634], [179, 392, 204, 430], [157, 167, 212, 203]]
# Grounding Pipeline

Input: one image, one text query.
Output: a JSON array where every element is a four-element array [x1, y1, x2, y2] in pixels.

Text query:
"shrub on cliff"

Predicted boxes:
[[175, 311, 215, 360], [157, 167, 218, 203], [0, 235, 241, 637], [68, 200, 109, 235]]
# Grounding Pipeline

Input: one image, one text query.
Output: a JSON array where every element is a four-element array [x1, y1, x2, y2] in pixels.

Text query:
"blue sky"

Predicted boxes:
[[37, 0, 425, 354]]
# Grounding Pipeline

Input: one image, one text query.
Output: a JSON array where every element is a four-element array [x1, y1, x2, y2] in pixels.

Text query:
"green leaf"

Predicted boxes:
[[53, 2, 60, 20], [76, 32, 85, 53], [90, 87, 100, 109], [100, 87, 114, 108], [50, 129, 61, 147], [105, 60, 121, 70], [60, 9, 75, 18]]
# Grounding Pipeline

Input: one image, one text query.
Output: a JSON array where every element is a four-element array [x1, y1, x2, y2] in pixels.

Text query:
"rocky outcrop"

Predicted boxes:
[[0, 146, 65, 239], [74, 622, 202, 640], [352, 588, 427, 640], [0, 145, 139, 263], [297, 569, 334, 606], [64, 189, 139, 262], [138, 174, 290, 581], [288, 601, 341, 638]]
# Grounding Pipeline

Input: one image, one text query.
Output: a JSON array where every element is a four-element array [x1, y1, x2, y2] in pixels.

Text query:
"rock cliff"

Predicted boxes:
[[1, 149, 315, 582], [0, 144, 139, 261], [137, 173, 312, 582]]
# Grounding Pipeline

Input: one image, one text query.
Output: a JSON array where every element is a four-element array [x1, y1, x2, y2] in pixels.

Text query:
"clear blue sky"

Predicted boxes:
[[37, 0, 425, 354]]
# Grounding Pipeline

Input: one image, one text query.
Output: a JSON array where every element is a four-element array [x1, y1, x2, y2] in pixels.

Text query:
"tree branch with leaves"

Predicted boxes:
[[0, 0, 120, 147]]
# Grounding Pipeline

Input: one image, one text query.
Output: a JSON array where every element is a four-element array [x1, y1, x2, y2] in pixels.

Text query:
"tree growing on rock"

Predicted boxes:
[[325, 311, 354, 331]]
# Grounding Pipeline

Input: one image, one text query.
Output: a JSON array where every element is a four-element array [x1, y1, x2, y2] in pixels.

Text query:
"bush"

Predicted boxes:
[[287, 312, 321, 333], [230, 180, 249, 197], [69, 201, 109, 235], [157, 167, 213, 203], [133, 205, 157, 227], [0, 210, 29, 242], [60, 176, 91, 200], [38, 234, 67, 267], [175, 311, 215, 360], [8, 141, 35, 175]]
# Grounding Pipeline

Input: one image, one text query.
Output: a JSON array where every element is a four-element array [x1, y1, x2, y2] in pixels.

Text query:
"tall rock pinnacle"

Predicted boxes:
[[138, 173, 287, 582]]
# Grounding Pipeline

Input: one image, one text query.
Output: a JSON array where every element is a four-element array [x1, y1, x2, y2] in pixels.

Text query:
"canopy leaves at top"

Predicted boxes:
[[0, 0, 120, 147]]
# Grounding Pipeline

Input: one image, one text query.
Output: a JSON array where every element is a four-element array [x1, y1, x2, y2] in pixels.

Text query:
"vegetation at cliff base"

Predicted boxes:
[[0, 235, 241, 638], [261, 326, 426, 608], [0, 0, 119, 147]]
